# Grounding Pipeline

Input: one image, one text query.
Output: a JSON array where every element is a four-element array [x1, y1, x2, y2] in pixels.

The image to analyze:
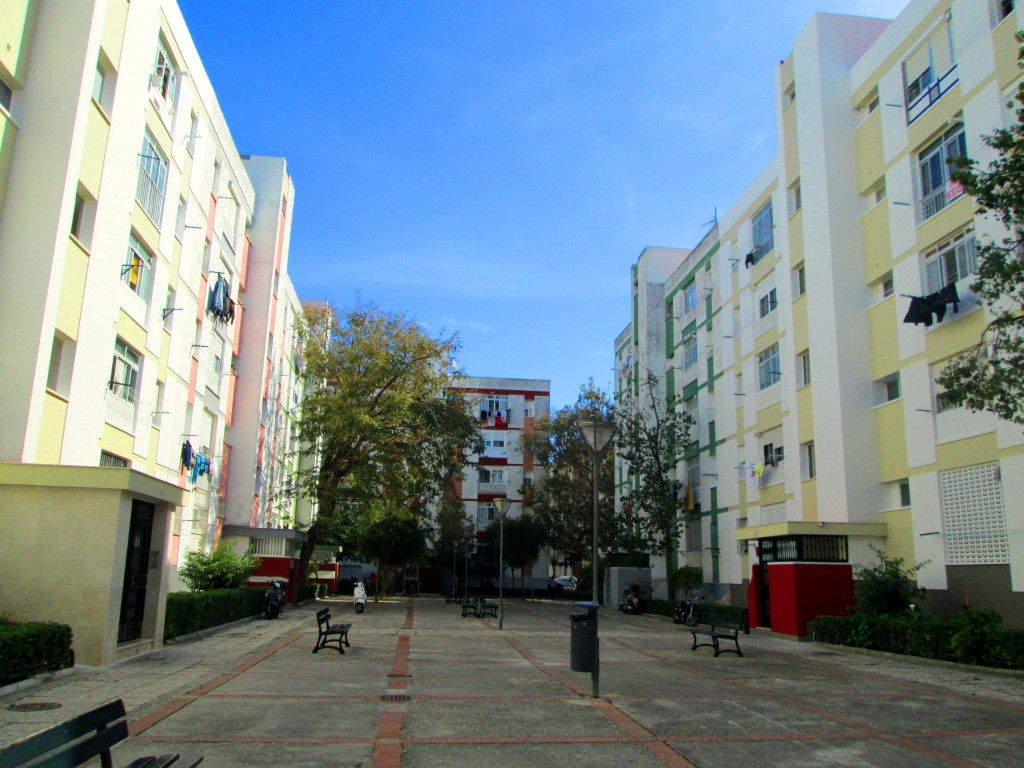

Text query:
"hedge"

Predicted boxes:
[[164, 588, 265, 640], [814, 611, 1024, 670], [298, 583, 318, 602], [0, 619, 74, 686]]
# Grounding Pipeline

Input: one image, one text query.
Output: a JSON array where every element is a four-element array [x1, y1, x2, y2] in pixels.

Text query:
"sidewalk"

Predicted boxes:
[[2, 596, 1022, 767]]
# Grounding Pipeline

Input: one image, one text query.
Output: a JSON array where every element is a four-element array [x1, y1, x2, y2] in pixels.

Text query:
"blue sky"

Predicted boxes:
[[177, 0, 909, 409]]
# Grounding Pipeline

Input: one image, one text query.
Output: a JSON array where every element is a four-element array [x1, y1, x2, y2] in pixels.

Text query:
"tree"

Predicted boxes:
[[293, 301, 481, 579], [353, 500, 428, 600], [854, 546, 928, 617], [178, 543, 261, 591], [938, 36, 1024, 424], [432, 491, 473, 591], [614, 367, 693, 601], [483, 514, 547, 596], [519, 382, 618, 574]]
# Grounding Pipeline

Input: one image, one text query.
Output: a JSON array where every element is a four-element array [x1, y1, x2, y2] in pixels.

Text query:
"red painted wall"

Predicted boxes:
[[769, 563, 854, 636]]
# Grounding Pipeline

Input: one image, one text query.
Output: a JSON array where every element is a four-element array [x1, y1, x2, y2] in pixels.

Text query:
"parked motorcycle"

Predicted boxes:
[[619, 582, 646, 615], [264, 580, 285, 620], [673, 593, 703, 626], [353, 581, 367, 614]]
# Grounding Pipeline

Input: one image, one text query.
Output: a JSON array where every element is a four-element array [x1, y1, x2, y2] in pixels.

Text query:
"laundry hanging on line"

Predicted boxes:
[[207, 275, 236, 323], [903, 282, 960, 327]]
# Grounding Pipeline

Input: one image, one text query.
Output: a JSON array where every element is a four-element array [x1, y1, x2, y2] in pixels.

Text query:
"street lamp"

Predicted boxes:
[[494, 496, 513, 630], [578, 420, 615, 604]]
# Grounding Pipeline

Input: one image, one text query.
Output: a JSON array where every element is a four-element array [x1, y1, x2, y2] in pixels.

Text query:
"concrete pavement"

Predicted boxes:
[[2, 595, 1022, 767]]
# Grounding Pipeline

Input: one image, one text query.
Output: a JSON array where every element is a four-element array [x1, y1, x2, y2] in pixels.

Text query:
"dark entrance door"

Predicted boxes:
[[118, 500, 154, 643], [759, 560, 771, 628]]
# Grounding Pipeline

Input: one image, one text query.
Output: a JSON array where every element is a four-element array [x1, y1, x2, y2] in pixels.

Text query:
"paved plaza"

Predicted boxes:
[[2, 595, 1023, 767]]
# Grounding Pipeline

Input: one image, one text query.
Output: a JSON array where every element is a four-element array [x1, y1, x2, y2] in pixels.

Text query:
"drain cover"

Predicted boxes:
[[387, 673, 412, 678], [381, 694, 410, 702], [8, 702, 62, 712]]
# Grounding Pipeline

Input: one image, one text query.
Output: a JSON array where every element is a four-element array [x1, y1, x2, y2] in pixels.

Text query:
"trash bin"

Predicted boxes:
[[570, 601, 599, 672]]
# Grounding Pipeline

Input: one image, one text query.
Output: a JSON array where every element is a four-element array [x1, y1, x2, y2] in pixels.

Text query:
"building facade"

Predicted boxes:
[[616, 0, 1024, 633], [448, 377, 551, 588], [0, 1, 306, 664]]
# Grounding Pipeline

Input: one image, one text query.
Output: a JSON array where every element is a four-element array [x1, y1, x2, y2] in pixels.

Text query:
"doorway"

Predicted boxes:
[[118, 500, 154, 643]]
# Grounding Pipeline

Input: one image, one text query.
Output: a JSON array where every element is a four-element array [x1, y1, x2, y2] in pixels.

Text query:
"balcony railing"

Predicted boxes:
[[478, 482, 507, 496], [918, 179, 965, 223], [907, 64, 958, 124], [135, 170, 165, 226], [759, 460, 785, 488]]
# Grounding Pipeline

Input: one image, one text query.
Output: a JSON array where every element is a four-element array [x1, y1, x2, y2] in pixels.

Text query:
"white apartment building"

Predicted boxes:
[[617, 0, 1024, 633], [0, 0, 306, 664]]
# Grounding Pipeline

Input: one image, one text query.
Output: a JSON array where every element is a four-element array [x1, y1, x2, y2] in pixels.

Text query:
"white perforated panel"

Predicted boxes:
[[940, 462, 1008, 565]]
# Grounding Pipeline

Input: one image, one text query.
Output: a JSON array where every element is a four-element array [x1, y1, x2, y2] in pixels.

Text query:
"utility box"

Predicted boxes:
[[569, 602, 599, 672]]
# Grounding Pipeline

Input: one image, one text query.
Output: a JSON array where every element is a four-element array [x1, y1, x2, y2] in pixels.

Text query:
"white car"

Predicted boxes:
[[553, 576, 577, 591]]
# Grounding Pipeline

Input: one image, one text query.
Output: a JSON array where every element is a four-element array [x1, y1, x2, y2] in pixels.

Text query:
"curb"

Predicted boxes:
[[0, 667, 75, 698]]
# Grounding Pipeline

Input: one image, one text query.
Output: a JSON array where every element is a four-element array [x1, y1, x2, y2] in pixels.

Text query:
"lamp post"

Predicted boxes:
[[578, 418, 614, 699], [494, 496, 512, 630]]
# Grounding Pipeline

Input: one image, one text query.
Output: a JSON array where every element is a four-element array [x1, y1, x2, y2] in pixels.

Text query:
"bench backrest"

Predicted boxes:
[[316, 608, 331, 627], [0, 699, 128, 768], [709, 614, 742, 631]]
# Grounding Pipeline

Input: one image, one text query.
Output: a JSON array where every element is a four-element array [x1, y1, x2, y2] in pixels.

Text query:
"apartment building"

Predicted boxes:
[[616, 0, 1024, 633], [448, 377, 551, 587], [0, 1, 306, 664]]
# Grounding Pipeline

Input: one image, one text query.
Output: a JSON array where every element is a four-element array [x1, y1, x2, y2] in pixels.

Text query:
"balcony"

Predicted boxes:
[[918, 179, 965, 223], [478, 482, 507, 496], [135, 170, 164, 226], [907, 64, 958, 125], [759, 460, 785, 488]]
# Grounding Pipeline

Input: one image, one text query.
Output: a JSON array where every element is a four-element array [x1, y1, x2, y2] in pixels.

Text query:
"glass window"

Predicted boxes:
[[797, 351, 811, 387], [758, 287, 777, 319], [900, 480, 911, 507], [153, 38, 178, 104], [925, 229, 977, 293], [110, 338, 141, 403], [137, 132, 168, 225], [758, 344, 780, 390], [123, 233, 154, 301], [919, 124, 967, 220], [683, 281, 697, 314], [801, 442, 816, 480], [752, 201, 774, 260], [682, 334, 698, 370]]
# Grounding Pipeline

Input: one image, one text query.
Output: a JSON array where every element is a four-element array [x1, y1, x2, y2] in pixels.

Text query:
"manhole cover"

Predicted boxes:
[[381, 694, 410, 702], [8, 702, 62, 712]]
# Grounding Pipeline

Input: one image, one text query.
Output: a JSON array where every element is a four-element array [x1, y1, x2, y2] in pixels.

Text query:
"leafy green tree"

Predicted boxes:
[[179, 543, 261, 591], [483, 514, 547, 596], [292, 300, 481, 579], [939, 36, 1024, 423], [615, 367, 692, 601], [433, 491, 473, 587], [353, 500, 428, 600], [519, 382, 618, 575], [854, 546, 928, 617]]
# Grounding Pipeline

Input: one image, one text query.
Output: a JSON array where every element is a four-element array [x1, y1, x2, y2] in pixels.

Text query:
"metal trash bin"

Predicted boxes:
[[570, 601, 599, 672]]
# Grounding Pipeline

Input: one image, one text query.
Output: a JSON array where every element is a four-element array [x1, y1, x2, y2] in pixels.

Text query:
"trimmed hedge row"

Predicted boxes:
[[0, 619, 74, 686], [814, 611, 1024, 670], [163, 588, 265, 640]]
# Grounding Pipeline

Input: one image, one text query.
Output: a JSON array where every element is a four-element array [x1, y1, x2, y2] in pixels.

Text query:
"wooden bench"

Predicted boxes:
[[0, 699, 202, 768], [461, 597, 481, 617], [312, 608, 352, 654], [689, 614, 744, 657], [478, 599, 498, 618]]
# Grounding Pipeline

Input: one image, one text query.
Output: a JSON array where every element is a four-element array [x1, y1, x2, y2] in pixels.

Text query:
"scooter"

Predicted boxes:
[[264, 580, 285, 620], [673, 593, 703, 626], [619, 582, 646, 615], [353, 581, 367, 614]]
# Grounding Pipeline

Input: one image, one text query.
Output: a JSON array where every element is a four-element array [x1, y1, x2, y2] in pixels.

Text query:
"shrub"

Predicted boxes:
[[814, 610, 1024, 670], [0, 621, 74, 686], [297, 583, 318, 602], [670, 566, 703, 595], [164, 588, 265, 639], [855, 546, 928, 616], [178, 543, 261, 591]]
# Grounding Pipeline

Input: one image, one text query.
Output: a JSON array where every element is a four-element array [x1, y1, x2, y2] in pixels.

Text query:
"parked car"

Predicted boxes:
[[553, 575, 577, 591]]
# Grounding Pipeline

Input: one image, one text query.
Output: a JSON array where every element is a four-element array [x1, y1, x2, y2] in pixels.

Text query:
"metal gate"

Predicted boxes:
[[118, 500, 154, 643]]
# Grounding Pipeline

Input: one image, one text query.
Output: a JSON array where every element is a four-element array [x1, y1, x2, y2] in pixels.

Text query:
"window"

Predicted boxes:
[[683, 281, 697, 314], [46, 334, 74, 397], [100, 451, 129, 468], [758, 344, 780, 390], [762, 441, 784, 467], [996, 0, 1016, 24], [92, 56, 115, 114], [0, 76, 13, 113], [797, 351, 811, 388], [481, 395, 508, 419], [794, 265, 806, 297], [137, 131, 168, 225], [152, 37, 178, 105], [880, 373, 901, 403], [70, 192, 96, 248], [789, 181, 802, 215], [682, 334, 698, 370], [918, 124, 966, 220], [683, 395, 698, 429], [122, 233, 154, 301], [868, 92, 880, 113], [925, 228, 977, 293], [899, 480, 911, 507], [784, 83, 796, 105], [758, 287, 777, 319], [875, 184, 887, 204], [882, 274, 894, 299], [187, 113, 199, 154], [751, 201, 774, 261], [476, 501, 497, 528], [109, 338, 141, 403], [800, 442, 816, 481]]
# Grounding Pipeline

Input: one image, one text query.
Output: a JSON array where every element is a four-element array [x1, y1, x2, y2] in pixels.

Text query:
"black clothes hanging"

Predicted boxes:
[[902, 282, 961, 327]]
